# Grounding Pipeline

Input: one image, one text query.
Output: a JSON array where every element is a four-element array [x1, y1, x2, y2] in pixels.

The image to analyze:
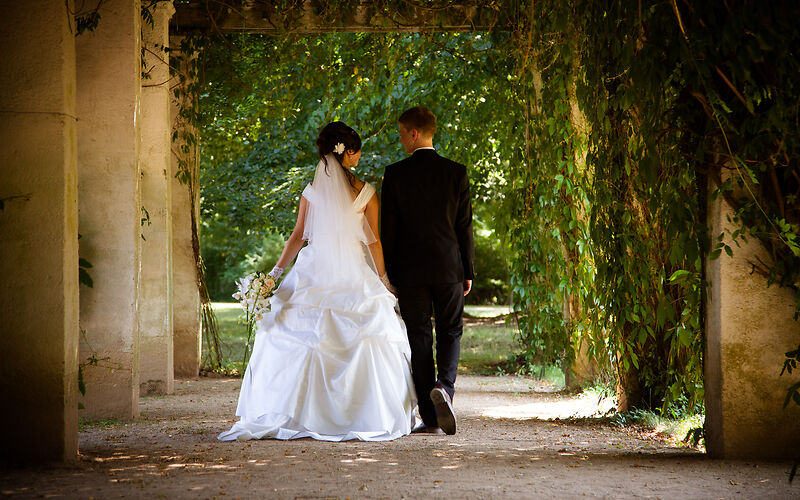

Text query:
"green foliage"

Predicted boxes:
[[469, 224, 510, 305], [203, 232, 285, 301], [781, 345, 800, 408], [78, 233, 93, 408], [78, 417, 122, 431], [577, 1, 707, 413], [140, 206, 151, 241], [78, 334, 101, 410], [611, 408, 705, 448], [78, 258, 94, 288], [500, 2, 593, 375], [195, 31, 520, 301], [78, 233, 94, 289], [684, 426, 705, 448], [75, 10, 101, 36], [672, 2, 800, 412], [496, 1, 800, 411], [185, 0, 800, 419], [459, 323, 522, 376], [74, 0, 166, 37], [502, 0, 800, 416]]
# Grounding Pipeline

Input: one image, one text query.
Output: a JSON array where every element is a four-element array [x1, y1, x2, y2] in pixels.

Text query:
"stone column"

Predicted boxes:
[[567, 340, 597, 389], [76, 0, 142, 418], [0, 1, 79, 463], [139, 1, 176, 396], [170, 35, 202, 378], [705, 182, 800, 458]]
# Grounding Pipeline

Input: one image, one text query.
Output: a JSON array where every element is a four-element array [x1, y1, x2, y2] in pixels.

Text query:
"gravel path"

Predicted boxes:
[[1, 376, 796, 499]]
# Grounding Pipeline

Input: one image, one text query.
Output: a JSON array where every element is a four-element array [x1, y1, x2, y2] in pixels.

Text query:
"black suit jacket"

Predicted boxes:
[[381, 149, 475, 286]]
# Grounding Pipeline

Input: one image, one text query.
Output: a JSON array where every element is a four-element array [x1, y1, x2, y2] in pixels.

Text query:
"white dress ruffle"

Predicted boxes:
[[218, 183, 416, 442]]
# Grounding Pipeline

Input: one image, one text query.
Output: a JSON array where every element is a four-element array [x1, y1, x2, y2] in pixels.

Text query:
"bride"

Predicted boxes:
[[218, 122, 417, 442]]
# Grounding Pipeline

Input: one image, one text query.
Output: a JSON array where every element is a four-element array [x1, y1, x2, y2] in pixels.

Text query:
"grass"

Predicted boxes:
[[79, 417, 123, 431], [210, 302, 251, 373], [207, 303, 559, 381], [458, 323, 519, 375], [608, 406, 706, 450]]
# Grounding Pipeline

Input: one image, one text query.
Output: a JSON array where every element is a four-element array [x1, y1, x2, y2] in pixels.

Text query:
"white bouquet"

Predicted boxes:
[[232, 272, 276, 365], [232, 272, 275, 321]]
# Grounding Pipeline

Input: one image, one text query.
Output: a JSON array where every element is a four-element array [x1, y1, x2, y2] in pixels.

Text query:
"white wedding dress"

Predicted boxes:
[[219, 157, 416, 442]]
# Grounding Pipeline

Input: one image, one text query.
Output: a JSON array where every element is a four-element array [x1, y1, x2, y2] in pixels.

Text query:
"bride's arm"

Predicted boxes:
[[274, 196, 309, 269], [364, 193, 387, 277]]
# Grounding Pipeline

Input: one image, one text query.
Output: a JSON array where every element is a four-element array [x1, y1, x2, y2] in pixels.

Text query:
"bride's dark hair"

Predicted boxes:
[[316, 122, 362, 189], [316, 121, 362, 165]]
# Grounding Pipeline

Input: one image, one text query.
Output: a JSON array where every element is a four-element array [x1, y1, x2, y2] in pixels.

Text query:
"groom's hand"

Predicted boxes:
[[463, 280, 472, 296]]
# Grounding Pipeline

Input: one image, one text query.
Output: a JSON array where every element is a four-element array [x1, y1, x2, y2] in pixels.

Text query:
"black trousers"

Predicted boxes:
[[397, 282, 464, 427]]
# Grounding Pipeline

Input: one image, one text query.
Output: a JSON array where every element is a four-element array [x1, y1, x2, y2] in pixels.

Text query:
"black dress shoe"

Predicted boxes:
[[430, 385, 456, 435], [411, 423, 445, 435]]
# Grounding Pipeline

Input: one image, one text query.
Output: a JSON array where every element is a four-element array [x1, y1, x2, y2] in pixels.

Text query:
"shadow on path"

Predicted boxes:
[[1, 376, 795, 499]]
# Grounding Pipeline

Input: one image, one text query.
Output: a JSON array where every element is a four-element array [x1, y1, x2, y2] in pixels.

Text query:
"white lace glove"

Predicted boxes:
[[268, 265, 284, 280], [379, 273, 397, 295]]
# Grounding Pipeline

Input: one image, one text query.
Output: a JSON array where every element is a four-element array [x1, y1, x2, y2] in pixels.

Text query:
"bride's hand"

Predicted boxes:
[[379, 273, 397, 296]]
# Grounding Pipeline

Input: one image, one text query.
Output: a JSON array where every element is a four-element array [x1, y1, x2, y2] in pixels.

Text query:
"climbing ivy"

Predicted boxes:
[[500, 0, 800, 415], [175, 0, 800, 415], [193, 30, 520, 302]]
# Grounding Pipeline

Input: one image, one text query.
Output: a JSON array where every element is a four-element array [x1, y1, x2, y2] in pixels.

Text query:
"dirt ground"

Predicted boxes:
[[1, 375, 797, 499]]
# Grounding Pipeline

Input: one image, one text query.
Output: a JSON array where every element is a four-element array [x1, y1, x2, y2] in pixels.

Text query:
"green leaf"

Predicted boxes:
[[79, 268, 94, 288], [78, 365, 86, 396], [783, 381, 800, 408], [669, 270, 691, 283], [630, 351, 639, 370], [677, 327, 693, 347]]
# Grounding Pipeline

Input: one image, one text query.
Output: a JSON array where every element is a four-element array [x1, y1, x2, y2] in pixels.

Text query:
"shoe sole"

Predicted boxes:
[[430, 388, 456, 435], [411, 426, 445, 435]]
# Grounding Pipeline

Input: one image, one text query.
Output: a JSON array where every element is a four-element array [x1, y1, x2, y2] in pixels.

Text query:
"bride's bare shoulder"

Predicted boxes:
[[351, 178, 367, 196]]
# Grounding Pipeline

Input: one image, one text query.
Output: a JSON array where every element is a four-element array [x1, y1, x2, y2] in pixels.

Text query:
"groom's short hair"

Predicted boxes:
[[398, 106, 436, 137]]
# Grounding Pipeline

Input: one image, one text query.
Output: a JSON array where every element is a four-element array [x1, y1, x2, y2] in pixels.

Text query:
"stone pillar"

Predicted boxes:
[[76, 0, 142, 418], [139, 1, 176, 396], [0, 1, 79, 463], [567, 340, 598, 389], [170, 35, 202, 378], [705, 184, 800, 458]]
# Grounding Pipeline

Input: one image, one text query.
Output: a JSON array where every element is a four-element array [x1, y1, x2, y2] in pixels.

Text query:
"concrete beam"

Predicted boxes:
[[139, 1, 177, 396], [172, 0, 505, 34], [705, 180, 800, 458], [76, 0, 142, 418], [0, 0, 79, 463]]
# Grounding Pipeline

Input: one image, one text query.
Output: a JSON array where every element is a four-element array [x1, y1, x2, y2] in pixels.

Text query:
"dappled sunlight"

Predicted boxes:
[[464, 305, 511, 318], [480, 391, 615, 420], [10, 377, 774, 499]]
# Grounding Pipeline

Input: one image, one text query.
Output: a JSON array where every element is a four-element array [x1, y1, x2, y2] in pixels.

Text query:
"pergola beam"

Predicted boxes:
[[171, 0, 509, 34]]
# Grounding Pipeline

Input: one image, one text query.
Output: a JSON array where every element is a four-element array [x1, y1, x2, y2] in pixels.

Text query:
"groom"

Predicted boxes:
[[381, 106, 475, 435]]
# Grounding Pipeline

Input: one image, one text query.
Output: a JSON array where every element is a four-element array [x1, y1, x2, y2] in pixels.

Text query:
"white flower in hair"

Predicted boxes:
[[333, 142, 345, 154]]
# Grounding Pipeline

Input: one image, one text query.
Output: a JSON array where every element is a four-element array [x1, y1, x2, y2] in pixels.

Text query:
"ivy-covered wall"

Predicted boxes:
[[504, 0, 800, 413], [177, 0, 800, 416]]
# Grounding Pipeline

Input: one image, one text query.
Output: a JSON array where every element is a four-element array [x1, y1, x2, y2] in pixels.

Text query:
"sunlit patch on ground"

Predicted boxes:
[[1, 377, 794, 499], [481, 391, 615, 420]]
